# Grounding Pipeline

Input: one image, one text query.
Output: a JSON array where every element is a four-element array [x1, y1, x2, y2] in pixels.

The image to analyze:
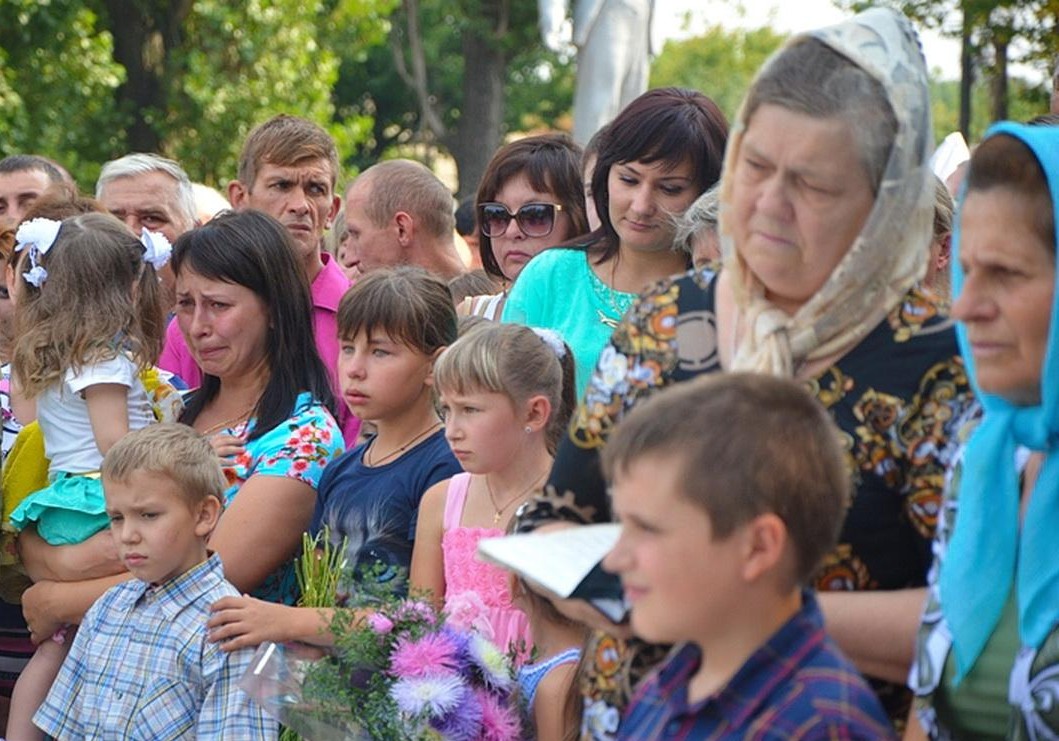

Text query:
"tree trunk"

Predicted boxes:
[[101, 0, 194, 153], [959, 18, 974, 139], [392, 0, 447, 141], [990, 37, 1008, 123], [449, 31, 505, 199]]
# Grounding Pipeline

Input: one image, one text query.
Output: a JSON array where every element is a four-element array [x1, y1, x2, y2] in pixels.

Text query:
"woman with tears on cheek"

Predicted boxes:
[[501, 87, 728, 398], [171, 210, 345, 607]]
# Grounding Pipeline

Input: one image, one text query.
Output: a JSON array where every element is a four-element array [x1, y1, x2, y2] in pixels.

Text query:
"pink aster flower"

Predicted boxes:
[[367, 613, 394, 635], [397, 599, 438, 626], [390, 631, 462, 679], [475, 687, 522, 741]]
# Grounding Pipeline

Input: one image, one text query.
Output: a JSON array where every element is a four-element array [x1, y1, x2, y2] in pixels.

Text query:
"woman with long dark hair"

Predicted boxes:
[[173, 209, 344, 605]]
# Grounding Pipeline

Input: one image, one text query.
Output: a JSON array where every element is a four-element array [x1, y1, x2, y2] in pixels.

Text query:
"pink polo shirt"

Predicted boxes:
[[159, 252, 360, 446]]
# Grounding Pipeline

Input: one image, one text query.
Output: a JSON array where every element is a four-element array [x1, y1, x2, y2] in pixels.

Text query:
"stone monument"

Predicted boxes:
[[540, 0, 654, 145]]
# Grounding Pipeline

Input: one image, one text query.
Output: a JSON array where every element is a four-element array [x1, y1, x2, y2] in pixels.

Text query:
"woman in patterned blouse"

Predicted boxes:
[[514, 9, 975, 738]]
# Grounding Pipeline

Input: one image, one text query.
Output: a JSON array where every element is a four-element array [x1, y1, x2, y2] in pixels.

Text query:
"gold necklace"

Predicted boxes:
[[596, 257, 630, 329], [365, 420, 442, 467], [484, 471, 547, 526], [201, 403, 256, 436]]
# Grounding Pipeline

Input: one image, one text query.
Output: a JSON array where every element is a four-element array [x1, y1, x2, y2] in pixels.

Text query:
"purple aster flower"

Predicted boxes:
[[430, 684, 483, 740], [397, 599, 438, 626], [390, 675, 465, 717]]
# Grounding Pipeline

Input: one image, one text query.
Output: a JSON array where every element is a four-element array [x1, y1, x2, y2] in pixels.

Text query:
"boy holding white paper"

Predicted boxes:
[[600, 374, 894, 739]]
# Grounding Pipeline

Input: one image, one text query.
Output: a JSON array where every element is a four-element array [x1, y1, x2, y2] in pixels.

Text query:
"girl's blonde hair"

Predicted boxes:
[[433, 323, 576, 453], [13, 212, 163, 396]]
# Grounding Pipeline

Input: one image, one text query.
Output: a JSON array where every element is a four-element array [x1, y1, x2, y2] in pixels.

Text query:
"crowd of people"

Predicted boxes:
[[0, 6, 1057, 740]]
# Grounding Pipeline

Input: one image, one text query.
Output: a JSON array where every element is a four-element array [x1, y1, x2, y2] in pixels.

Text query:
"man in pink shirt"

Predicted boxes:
[[159, 115, 359, 444]]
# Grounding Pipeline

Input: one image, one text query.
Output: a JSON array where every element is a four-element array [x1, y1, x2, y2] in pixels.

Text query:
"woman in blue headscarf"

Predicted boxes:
[[910, 122, 1059, 739]]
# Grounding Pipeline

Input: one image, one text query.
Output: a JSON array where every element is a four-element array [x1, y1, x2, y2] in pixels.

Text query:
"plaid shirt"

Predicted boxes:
[[619, 592, 896, 740], [34, 554, 275, 740]]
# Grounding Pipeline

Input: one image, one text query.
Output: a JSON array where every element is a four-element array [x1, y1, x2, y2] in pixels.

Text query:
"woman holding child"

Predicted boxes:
[[909, 124, 1059, 739], [513, 8, 974, 737], [173, 209, 344, 605], [18, 210, 343, 651]]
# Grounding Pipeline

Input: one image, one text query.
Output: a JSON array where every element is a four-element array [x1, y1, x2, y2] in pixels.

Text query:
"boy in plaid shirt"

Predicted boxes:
[[33, 424, 275, 740]]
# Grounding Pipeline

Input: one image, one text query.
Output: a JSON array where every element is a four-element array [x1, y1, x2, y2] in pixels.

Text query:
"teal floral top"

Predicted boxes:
[[220, 392, 344, 604]]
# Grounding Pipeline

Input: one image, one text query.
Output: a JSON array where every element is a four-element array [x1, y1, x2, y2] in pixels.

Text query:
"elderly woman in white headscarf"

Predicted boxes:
[[515, 8, 975, 737]]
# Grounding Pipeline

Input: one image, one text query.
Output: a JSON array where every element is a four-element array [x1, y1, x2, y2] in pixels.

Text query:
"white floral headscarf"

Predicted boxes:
[[719, 7, 934, 376]]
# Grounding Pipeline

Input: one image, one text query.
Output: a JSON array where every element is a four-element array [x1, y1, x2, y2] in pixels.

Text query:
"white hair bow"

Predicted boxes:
[[140, 229, 172, 269], [14, 218, 62, 287], [532, 327, 567, 359]]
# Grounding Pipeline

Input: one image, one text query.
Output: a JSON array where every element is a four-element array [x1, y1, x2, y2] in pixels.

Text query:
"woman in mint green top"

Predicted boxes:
[[910, 123, 1059, 739], [501, 87, 728, 396]]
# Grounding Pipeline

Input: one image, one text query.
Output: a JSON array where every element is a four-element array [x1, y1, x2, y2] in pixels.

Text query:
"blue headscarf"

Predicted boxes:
[[939, 121, 1059, 683]]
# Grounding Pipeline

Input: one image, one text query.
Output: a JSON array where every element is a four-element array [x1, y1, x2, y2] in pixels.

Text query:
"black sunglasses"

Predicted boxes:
[[479, 202, 564, 239]]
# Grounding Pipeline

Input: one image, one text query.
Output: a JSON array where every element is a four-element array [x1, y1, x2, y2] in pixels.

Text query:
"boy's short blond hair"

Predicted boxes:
[[102, 424, 227, 505], [601, 373, 849, 586]]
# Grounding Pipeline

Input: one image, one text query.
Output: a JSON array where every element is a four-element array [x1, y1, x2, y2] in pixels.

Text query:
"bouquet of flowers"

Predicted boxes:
[[241, 536, 523, 741]]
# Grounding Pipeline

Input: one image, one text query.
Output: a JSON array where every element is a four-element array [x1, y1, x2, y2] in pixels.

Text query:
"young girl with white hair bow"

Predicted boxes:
[[6, 213, 171, 740]]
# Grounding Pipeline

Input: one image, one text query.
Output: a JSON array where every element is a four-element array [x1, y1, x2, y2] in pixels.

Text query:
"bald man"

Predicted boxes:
[[343, 160, 465, 280]]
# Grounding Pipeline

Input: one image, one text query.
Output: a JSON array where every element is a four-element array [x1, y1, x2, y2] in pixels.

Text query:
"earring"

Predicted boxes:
[[524, 426, 532, 434]]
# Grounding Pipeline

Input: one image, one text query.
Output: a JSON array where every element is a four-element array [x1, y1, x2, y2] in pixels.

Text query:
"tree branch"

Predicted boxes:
[[395, 0, 447, 141]]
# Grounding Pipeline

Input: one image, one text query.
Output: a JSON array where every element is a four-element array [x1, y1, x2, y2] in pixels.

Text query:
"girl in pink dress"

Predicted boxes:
[[410, 323, 575, 659]]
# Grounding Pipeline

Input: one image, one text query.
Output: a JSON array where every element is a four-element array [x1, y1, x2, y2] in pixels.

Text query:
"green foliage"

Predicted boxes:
[[167, 0, 344, 186], [837, 0, 1057, 68], [0, 1, 126, 187], [930, 75, 1051, 142], [281, 529, 350, 741], [649, 24, 788, 123], [650, 13, 1051, 148], [0, 0, 571, 194], [0, 0, 388, 188], [505, 47, 576, 132], [296, 529, 348, 610], [333, 0, 573, 171], [834, 0, 1058, 124]]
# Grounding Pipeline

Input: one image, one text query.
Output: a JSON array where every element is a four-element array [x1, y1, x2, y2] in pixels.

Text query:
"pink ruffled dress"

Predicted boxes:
[[442, 473, 532, 658]]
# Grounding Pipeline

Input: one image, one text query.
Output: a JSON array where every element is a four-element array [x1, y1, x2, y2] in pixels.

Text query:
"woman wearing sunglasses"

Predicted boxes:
[[502, 88, 728, 396], [461, 133, 588, 320]]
